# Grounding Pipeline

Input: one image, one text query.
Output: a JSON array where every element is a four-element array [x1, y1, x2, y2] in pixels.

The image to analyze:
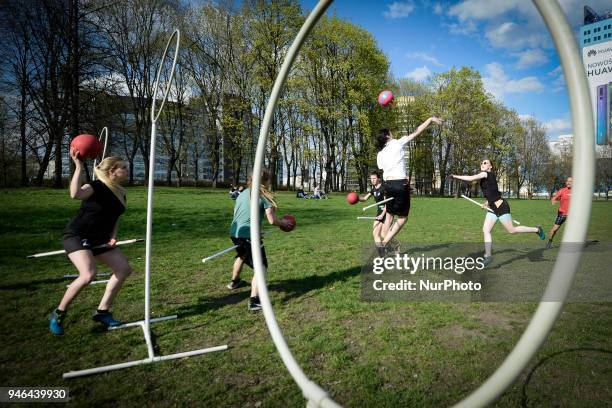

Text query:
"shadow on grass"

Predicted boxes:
[[521, 347, 612, 408], [0, 277, 67, 291], [173, 265, 362, 319], [494, 247, 547, 269]]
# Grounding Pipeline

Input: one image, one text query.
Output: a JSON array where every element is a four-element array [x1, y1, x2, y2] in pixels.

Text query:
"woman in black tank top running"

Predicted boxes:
[[452, 159, 545, 266], [48, 149, 132, 336]]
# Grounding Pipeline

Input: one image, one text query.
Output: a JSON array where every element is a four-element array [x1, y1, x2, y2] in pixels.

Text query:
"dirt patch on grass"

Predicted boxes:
[[435, 324, 483, 350], [470, 309, 516, 331]]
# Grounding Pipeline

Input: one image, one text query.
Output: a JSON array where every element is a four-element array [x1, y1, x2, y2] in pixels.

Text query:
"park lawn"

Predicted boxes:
[[0, 187, 610, 407]]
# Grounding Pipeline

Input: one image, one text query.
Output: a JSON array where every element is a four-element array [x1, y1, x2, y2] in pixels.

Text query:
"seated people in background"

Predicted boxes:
[[296, 186, 307, 198], [312, 183, 321, 199]]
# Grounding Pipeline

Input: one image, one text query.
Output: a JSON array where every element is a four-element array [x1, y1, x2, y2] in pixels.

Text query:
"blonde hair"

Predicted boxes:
[[247, 170, 277, 208], [94, 156, 126, 206]]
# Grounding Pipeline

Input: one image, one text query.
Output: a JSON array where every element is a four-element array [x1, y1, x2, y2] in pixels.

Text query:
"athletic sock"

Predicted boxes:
[[96, 309, 109, 314], [54, 309, 66, 323], [484, 242, 492, 257]]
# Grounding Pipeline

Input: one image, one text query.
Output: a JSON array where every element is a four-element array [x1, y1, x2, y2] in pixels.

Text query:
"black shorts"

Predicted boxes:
[[491, 199, 511, 217], [63, 233, 114, 256], [231, 237, 268, 269], [555, 212, 567, 225], [384, 179, 411, 216]]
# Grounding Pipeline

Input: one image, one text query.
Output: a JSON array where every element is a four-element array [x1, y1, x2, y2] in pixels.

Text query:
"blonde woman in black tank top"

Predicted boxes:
[[48, 149, 133, 335], [452, 159, 545, 266]]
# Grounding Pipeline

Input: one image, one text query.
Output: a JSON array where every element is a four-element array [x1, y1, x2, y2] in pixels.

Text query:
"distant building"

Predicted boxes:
[[580, 6, 612, 47], [549, 134, 573, 156], [44, 92, 262, 185]]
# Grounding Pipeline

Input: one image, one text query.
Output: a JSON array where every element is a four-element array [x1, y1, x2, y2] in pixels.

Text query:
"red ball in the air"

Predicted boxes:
[[346, 192, 359, 205]]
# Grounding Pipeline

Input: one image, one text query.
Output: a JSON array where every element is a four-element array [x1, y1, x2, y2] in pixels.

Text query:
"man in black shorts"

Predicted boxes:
[[375, 117, 443, 255]]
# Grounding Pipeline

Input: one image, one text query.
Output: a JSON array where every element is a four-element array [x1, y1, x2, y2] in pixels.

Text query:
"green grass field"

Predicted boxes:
[[0, 188, 610, 407]]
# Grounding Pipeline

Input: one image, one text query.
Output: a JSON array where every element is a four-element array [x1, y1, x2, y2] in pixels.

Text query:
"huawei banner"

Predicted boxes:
[[583, 41, 612, 145]]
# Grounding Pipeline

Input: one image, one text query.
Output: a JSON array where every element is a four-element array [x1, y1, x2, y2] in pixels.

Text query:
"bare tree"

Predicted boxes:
[[184, 3, 232, 187], [97, 0, 176, 184]]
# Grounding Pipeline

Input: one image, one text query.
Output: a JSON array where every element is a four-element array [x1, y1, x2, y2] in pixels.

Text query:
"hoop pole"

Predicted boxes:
[[202, 233, 271, 263], [64, 28, 226, 379], [249, 1, 340, 407], [92, 126, 109, 181], [455, 0, 594, 406], [26, 238, 144, 259], [202, 242, 264, 264], [145, 29, 180, 335], [151, 29, 180, 124], [362, 197, 392, 211], [460, 194, 520, 225]]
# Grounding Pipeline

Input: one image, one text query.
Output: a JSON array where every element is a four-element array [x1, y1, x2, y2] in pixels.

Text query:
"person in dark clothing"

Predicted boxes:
[[49, 149, 132, 335], [226, 170, 292, 312], [229, 184, 239, 200], [375, 118, 443, 255], [453, 158, 545, 266], [359, 170, 387, 245]]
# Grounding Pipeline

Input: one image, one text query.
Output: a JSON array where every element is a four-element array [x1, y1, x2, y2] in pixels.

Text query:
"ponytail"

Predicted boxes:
[[247, 169, 278, 208], [94, 156, 126, 206]]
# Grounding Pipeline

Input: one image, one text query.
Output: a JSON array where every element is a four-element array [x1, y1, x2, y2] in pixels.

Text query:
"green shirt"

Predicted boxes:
[[230, 188, 273, 238]]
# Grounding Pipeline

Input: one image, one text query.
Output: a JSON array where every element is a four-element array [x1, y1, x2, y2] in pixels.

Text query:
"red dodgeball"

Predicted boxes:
[[280, 214, 296, 232], [346, 192, 359, 205], [71, 134, 102, 159], [377, 90, 394, 106]]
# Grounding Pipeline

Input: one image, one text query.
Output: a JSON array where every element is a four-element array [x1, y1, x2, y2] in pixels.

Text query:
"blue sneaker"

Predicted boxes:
[[537, 225, 546, 241], [92, 312, 122, 327], [49, 311, 65, 336]]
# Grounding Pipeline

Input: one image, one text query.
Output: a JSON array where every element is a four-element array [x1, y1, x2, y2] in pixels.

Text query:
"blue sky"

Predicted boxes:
[[299, 0, 612, 140]]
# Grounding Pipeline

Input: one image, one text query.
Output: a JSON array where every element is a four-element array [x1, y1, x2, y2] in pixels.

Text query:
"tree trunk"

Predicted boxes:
[[53, 128, 63, 188], [20, 80, 27, 186]]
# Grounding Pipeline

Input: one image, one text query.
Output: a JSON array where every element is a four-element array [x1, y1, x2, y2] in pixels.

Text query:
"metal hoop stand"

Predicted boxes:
[[63, 29, 227, 379]]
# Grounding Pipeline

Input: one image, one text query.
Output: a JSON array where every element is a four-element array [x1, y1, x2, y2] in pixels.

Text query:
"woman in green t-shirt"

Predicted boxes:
[[227, 170, 292, 312]]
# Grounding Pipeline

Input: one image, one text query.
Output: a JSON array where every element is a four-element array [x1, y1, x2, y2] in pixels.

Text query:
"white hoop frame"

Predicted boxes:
[[92, 126, 108, 180], [151, 29, 180, 124], [63, 29, 227, 379], [249, 1, 594, 407]]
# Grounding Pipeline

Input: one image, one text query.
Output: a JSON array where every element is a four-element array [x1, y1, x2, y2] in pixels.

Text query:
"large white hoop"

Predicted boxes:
[[151, 29, 180, 123], [249, 0, 595, 407]]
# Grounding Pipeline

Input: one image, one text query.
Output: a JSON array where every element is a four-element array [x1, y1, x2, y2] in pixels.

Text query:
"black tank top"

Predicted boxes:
[[370, 184, 386, 211], [64, 180, 126, 244], [479, 172, 502, 206]]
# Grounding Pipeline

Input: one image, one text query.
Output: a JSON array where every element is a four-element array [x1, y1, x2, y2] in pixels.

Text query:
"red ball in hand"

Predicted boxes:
[[346, 192, 359, 205], [71, 134, 102, 159], [280, 214, 296, 232]]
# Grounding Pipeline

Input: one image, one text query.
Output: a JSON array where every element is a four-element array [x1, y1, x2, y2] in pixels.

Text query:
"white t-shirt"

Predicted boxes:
[[376, 137, 409, 180]]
